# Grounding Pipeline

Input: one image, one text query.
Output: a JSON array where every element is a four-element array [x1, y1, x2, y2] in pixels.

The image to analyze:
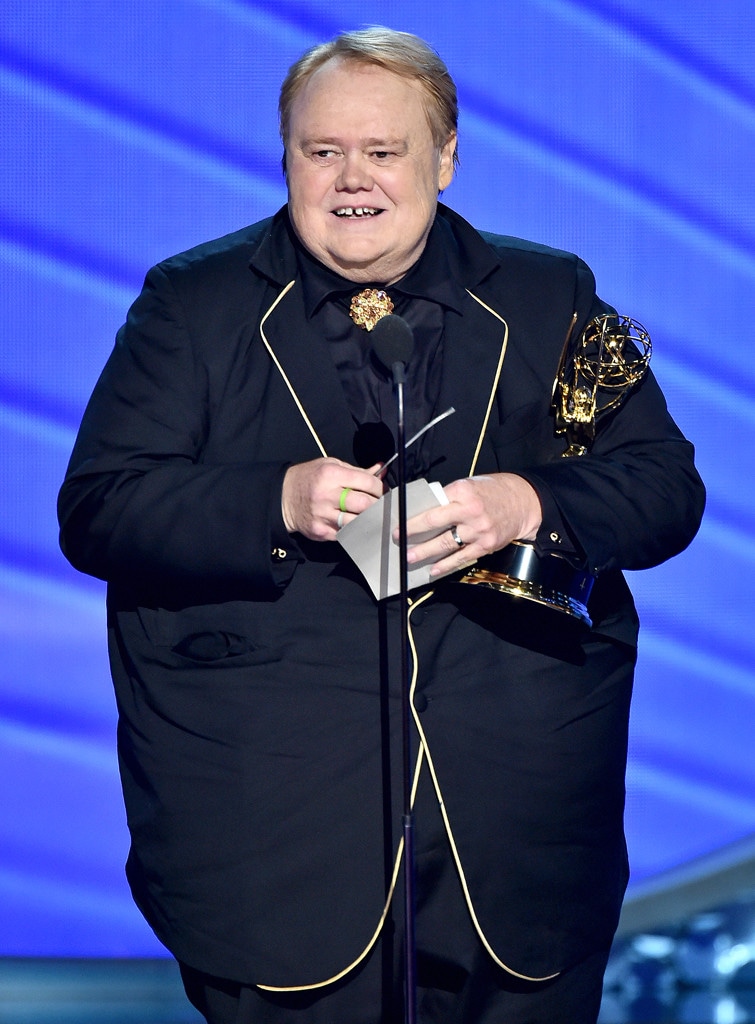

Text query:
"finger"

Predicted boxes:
[[360, 469, 387, 498], [449, 525, 465, 550], [337, 467, 386, 513], [428, 551, 478, 579], [406, 524, 476, 567], [333, 488, 382, 531], [369, 461, 391, 482], [400, 502, 460, 544], [428, 526, 482, 578]]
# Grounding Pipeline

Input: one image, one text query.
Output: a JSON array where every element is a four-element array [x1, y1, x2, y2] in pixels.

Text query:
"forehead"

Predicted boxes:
[[288, 58, 434, 139]]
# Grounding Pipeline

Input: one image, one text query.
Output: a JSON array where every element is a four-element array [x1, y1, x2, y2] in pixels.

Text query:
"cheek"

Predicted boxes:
[[288, 177, 310, 211], [404, 166, 438, 211], [287, 181, 327, 249], [287, 164, 327, 210], [404, 186, 436, 227]]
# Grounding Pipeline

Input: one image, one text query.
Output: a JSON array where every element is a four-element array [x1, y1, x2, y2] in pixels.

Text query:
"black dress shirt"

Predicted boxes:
[[293, 217, 467, 485]]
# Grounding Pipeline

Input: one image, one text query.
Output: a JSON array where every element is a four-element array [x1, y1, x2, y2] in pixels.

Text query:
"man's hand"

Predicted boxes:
[[401, 473, 543, 578], [282, 458, 385, 541]]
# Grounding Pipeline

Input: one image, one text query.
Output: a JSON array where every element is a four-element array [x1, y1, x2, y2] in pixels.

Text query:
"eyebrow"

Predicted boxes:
[[301, 136, 409, 151]]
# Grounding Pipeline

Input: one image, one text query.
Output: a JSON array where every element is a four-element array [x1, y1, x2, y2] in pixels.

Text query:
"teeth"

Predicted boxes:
[[334, 207, 379, 217]]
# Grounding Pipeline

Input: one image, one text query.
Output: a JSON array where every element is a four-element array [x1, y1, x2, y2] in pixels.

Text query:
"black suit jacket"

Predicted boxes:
[[58, 204, 704, 986]]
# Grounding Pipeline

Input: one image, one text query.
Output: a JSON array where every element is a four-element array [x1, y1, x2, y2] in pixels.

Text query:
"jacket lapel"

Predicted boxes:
[[249, 204, 515, 477], [258, 277, 358, 463], [429, 286, 510, 485], [259, 277, 510, 481]]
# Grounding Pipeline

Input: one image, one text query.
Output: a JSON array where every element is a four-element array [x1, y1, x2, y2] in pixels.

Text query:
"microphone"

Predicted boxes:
[[371, 314, 414, 383], [371, 311, 419, 1020]]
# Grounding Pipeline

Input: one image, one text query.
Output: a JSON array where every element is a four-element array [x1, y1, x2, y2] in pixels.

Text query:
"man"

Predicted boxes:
[[58, 27, 705, 1024]]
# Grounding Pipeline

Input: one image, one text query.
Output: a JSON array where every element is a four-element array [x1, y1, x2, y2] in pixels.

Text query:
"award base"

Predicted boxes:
[[457, 541, 595, 627]]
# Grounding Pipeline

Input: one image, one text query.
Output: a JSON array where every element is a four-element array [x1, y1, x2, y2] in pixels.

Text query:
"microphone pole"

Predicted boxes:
[[371, 315, 417, 1024]]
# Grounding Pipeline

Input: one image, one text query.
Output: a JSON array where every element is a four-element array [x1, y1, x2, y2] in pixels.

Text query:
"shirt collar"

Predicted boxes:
[[293, 213, 468, 320], [249, 203, 503, 301]]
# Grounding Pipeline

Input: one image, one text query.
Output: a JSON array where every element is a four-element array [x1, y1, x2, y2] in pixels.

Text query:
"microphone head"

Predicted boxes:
[[371, 314, 415, 370]]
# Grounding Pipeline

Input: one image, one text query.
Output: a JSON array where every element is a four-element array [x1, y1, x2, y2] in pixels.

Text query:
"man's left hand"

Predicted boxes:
[[400, 473, 543, 579]]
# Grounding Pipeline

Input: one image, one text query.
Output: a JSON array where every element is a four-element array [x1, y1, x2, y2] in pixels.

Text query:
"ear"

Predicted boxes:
[[438, 133, 457, 191]]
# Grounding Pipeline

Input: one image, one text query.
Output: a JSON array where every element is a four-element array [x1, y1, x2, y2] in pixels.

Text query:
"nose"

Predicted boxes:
[[336, 150, 373, 192]]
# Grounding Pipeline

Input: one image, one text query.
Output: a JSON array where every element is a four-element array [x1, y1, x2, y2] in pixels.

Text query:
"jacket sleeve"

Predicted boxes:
[[519, 262, 705, 575], [57, 262, 300, 589]]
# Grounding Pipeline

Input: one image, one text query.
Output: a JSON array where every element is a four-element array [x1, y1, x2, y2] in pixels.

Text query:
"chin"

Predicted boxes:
[[327, 251, 387, 279], [327, 264, 378, 284]]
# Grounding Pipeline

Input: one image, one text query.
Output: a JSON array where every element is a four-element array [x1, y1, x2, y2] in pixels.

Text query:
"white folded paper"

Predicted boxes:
[[337, 478, 450, 600]]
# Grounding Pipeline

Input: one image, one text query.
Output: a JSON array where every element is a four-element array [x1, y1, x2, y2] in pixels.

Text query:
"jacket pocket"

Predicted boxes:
[[134, 600, 284, 669]]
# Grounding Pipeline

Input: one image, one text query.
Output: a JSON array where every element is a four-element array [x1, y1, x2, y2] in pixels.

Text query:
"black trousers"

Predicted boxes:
[[179, 943, 609, 1024], [178, 697, 616, 1024], [178, 779, 611, 1024]]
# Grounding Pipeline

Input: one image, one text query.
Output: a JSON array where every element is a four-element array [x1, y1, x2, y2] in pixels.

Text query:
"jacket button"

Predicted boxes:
[[414, 692, 428, 713]]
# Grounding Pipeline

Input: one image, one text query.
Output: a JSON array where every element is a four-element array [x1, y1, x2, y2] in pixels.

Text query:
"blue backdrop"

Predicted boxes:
[[2, 0, 753, 956]]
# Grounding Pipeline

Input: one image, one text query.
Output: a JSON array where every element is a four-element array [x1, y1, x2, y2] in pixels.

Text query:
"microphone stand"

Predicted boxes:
[[390, 355, 417, 1024]]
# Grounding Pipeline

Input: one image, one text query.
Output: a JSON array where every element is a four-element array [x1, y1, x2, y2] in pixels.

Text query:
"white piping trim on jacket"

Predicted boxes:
[[465, 288, 509, 476], [259, 280, 328, 458], [428, 292, 558, 980], [407, 600, 560, 982], [257, 596, 431, 994], [257, 285, 558, 989], [257, 748, 425, 993]]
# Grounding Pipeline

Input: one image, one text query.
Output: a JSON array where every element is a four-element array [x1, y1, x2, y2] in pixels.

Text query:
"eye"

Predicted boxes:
[[309, 148, 340, 163]]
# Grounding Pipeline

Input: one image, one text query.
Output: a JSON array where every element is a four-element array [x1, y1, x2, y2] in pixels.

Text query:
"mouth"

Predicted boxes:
[[332, 206, 383, 219]]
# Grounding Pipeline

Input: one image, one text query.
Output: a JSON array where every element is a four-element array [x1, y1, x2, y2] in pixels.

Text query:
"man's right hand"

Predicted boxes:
[[281, 458, 385, 541]]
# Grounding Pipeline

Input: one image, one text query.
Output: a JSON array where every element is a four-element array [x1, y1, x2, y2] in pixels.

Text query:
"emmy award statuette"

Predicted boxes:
[[457, 313, 652, 627]]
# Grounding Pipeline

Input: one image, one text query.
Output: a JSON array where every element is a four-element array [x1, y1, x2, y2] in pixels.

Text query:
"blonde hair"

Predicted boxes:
[[279, 27, 459, 172]]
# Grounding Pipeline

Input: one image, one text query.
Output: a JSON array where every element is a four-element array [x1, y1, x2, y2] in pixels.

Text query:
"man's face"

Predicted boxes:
[[285, 59, 456, 285]]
